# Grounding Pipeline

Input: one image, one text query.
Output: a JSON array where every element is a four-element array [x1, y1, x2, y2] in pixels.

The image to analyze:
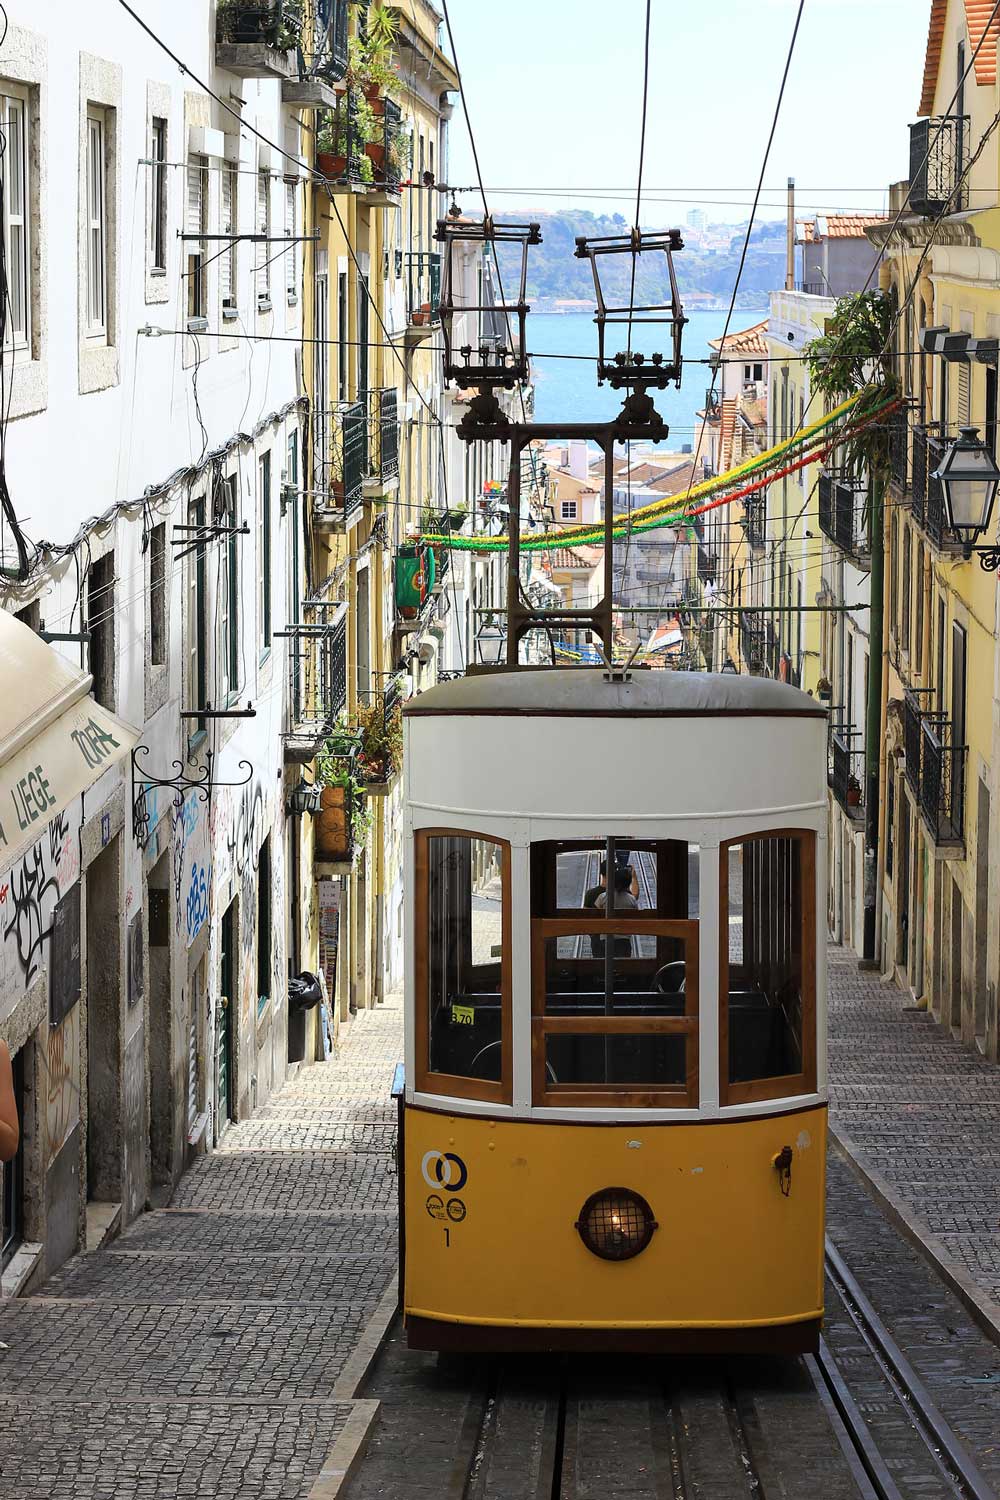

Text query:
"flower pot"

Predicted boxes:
[[317, 151, 347, 179], [315, 785, 351, 861], [847, 785, 861, 807], [410, 309, 427, 327], [364, 142, 385, 177], [364, 81, 383, 103]]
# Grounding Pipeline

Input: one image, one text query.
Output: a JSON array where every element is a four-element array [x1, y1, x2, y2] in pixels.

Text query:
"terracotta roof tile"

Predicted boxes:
[[796, 214, 888, 241], [708, 320, 769, 357], [920, 0, 998, 116]]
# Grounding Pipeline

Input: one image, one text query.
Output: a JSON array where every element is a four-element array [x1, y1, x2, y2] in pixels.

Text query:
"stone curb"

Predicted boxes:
[[308, 1280, 398, 1499], [829, 1124, 1000, 1349]]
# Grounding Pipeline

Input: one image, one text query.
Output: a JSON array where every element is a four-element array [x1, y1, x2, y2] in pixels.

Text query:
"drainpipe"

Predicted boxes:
[[862, 469, 885, 966], [785, 178, 795, 292]]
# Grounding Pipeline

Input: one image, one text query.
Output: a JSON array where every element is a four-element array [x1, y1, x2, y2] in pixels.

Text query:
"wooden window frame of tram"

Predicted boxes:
[[717, 828, 817, 1108], [530, 917, 700, 1109], [413, 827, 513, 1106]]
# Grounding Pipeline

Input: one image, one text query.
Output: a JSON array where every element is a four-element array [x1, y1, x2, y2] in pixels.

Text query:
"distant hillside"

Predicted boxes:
[[495, 210, 785, 311]]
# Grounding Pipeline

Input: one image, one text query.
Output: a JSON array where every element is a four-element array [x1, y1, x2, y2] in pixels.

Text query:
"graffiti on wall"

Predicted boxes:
[[0, 807, 82, 998], [44, 1003, 80, 1167], [122, 1025, 146, 1221], [172, 791, 210, 949]]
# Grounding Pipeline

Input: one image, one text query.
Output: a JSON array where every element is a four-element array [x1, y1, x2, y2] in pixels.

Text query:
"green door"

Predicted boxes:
[[218, 904, 235, 1128]]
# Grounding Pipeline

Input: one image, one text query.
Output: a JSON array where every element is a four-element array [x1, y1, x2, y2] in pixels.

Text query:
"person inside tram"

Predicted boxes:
[[595, 865, 639, 959]]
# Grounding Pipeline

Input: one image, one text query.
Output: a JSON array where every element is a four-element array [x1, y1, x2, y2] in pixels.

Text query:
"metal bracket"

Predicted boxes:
[[131, 744, 253, 850], [171, 521, 249, 562]]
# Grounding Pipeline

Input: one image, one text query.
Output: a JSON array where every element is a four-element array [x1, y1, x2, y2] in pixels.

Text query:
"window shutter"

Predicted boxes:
[[958, 362, 971, 426], [186, 155, 206, 242], [285, 182, 296, 295], [221, 166, 234, 303], [257, 170, 270, 298]]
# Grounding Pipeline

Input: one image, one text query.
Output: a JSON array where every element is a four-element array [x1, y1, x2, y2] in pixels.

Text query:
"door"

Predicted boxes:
[[897, 794, 910, 980], [1, 1046, 24, 1268], [148, 854, 172, 1186], [86, 836, 122, 1202], [217, 902, 235, 1132]]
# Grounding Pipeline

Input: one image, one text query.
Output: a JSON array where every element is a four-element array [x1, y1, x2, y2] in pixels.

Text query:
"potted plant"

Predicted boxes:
[[315, 731, 372, 860], [316, 113, 349, 179], [354, 699, 403, 787], [846, 774, 862, 807], [816, 675, 833, 702], [347, 7, 399, 101], [276, 0, 302, 51], [217, 0, 282, 46]]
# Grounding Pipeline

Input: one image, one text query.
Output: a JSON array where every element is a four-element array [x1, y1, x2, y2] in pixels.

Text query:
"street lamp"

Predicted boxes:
[[475, 623, 507, 666], [286, 777, 323, 817], [932, 426, 1000, 561]]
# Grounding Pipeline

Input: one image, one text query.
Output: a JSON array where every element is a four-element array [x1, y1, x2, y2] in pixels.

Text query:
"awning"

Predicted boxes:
[[0, 609, 139, 870]]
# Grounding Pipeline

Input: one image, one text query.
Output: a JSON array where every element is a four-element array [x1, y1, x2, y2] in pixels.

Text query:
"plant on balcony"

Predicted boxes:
[[804, 290, 899, 481], [354, 699, 403, 784], [216, 1, 283, 46], [846, 774, 862, 807], [317, 98, 376, 180], [347, 5, 399, 99]]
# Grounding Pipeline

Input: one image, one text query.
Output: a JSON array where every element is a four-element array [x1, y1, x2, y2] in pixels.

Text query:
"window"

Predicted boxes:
[[951, 621, 967, 831], [1, 87, 30, 351], [258, 451, 271, 653], [987, 366, 998, 460], [337, 269, 348, 397], [88, 552, 116, 710], [86, 109, 107, 336], [257, 835, 271, 1020], [218, 475, 239, 700], [187, 495, 207, 735], [186, 153, 208, 323], [560, 500, 577, 521], [150, 521, 166, 666], [720, 831, 816, 1105], [901, 525, 911, 655], [221, 164, 238, 317], [284, 181, 297, 303], [415, 830, 511, 1103], [149, 116, 167, 273], [256, 169, 271, 307], [914, 541, 924, 674], [529, 839, 698, 1106]]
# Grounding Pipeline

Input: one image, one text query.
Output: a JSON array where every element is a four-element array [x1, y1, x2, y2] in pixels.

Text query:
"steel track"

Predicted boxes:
[[810, 1238, 997, 1500]]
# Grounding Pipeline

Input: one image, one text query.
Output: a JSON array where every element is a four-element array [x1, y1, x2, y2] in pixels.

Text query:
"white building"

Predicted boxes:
[[0, 5, 305, 1282]]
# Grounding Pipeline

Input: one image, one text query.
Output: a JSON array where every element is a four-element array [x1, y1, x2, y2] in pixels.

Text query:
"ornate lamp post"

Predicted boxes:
[[932, 425, 1000, 566]]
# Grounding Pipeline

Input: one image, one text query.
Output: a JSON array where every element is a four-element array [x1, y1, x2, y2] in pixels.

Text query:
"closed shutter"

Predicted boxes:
[[257, 170, 270, 300], [186, 154, 206, 243], [958, 362, 971, 426], [221, 166, 235, 305], [285, 182, 296, 295]]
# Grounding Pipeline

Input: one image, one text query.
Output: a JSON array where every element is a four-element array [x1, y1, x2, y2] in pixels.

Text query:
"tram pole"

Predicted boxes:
[[862, 471, 884, 966]]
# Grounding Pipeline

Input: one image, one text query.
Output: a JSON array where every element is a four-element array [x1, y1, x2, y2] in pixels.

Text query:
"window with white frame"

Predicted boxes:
[[256, 169, 271, 307], [1, 86, 30, 353], [86, 108, 108, 337], [284, 181, 297, 303], [186, 152, 208, 322], [149, 116, 167, 273], [221, 163, 237, 316], [560, 500, 577, 520]]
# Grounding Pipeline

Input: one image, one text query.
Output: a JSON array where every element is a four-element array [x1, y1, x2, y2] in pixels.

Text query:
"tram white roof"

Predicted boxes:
[[404, 669, 825, 718]]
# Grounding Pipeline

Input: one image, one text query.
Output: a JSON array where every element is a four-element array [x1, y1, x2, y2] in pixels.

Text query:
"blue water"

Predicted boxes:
[[528, 309, 766, 442]]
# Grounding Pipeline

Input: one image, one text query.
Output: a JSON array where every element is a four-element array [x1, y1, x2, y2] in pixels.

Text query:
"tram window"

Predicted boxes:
[[531, 840, 694, 919], [416, 831, 510, 1102], [721, 832, 817, 1104]]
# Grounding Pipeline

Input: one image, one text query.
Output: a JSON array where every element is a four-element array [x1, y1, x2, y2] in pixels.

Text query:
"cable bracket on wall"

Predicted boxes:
[[130, 745, 253, 850], [171, 521, 249, 562]]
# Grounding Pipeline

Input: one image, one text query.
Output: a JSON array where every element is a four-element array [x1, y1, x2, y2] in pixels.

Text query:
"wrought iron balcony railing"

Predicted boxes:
[[316, 87, 405, 191], [911, 425, 949, 547], [908, 115, 968, 218], [829, 727, 865, 818], [818, 472, 869, 560], [405, 251, 442, 328], [365, 387, 399, 487], [888, 406, 908, 492], [315, 400, 365, 528], [743, 496, 766, 550], [740, 613, 766, 676], [280, 600, 348, 761], [903, 688, 965, 844]]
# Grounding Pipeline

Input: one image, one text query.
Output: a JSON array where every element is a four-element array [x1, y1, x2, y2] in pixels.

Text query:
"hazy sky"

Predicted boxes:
[[441, 0, 929, 224]]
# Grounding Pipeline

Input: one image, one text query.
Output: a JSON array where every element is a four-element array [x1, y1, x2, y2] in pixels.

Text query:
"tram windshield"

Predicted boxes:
[[530, 840, 699, 1105], [418, 832, 508, 1098], [721, 832, 816, 1103]]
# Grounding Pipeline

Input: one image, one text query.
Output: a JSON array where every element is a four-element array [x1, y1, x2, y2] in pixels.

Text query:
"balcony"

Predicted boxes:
[[911, 426, 952, 548], [740, 613, 766, 675], [903, 689, 965, 845], [216, 3, 297, 81], [908, 115, 967, 217], [818, 472, 869, 561], [888, 406, 908, 493], [742, 496, 766, 551], [281, 1, 349, 106], [697, 544, 718, 584], [829, 727, 865, 820], [405, 252, 441, 341], [280, 601, 348, 763], [314, 400, 366, 532], [315, 88, 406, 199], [363, 387, 399, 494]]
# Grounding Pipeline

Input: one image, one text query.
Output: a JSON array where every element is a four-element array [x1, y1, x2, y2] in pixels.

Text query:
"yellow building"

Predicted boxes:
[[292, 0, 457, 1040], [871, 0, 1000, 1055]]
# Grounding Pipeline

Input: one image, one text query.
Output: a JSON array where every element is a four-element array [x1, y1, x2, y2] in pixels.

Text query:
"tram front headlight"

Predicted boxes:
[[575, 1188, 657, 1261]]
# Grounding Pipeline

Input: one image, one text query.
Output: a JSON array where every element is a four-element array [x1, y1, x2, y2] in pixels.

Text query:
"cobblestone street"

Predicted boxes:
[[828, 944, 1000, 1329], [0, 998, 403, 1500]]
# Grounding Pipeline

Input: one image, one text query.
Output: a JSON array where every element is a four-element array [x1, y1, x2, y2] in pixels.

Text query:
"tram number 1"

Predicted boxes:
[[443, 1227, 450, 1248]]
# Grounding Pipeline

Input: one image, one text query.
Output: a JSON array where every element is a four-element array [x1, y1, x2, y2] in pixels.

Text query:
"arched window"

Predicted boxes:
[[414, 830, 511, 1103], [719, 830, 817, 1105]]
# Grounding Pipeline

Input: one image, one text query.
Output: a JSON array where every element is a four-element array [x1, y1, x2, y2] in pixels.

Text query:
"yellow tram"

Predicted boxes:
[[397, 668, 827, 1353]]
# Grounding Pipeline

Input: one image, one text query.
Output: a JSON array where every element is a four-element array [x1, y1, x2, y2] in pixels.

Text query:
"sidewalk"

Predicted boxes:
[[827, 943, 1000, 1338], [0, 995, 404, 1500]]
